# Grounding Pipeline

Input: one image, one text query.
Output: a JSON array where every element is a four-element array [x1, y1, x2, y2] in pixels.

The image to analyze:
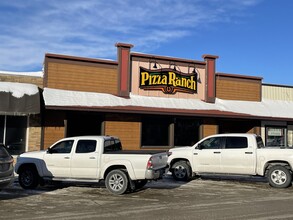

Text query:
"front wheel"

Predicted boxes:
[[105, 169, 129, 195], [171, 160, 191, 181], [18, 167, 39, 189], [267, 165, 292, 188]]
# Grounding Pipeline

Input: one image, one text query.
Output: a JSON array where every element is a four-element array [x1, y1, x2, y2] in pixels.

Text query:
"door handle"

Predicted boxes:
[[89, 157, 96, 159], [245, 152, 253, 154], [213, 152, 221, 154], [193, 153, 198, 155], [64, 156, 70, 159]]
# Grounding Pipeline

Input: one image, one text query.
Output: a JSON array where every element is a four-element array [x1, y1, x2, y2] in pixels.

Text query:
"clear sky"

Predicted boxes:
[[0, 0, 292, 85]]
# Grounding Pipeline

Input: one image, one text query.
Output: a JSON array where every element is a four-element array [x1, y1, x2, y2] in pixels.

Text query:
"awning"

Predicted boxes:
[[0, 82, 40, 115], [43, 87, 293, 121]]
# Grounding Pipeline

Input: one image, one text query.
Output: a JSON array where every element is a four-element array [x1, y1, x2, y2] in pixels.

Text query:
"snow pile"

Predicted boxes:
[[0, 82, 39, 98], [43, 87, 293, 119]]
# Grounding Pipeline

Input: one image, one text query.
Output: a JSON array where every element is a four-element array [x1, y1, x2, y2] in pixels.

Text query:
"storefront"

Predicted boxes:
[[41, 43, 275, 150], [0, 76, 42, 155], [261, 84, 293, 147], [2, 43, 293, 152]]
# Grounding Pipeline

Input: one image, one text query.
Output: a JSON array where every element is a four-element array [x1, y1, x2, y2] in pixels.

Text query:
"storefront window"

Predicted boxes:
[[141, 117, 170, 147], [174, 118, 199, 146], [266, 127, 285, 147], [0, 116, 27, 155]]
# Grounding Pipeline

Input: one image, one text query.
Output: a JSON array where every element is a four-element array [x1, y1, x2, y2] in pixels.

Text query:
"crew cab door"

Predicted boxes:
[[43, 139, 74, 178], [70, 139, 99, 179], [192, 137, 224, 173], [220, 137, 256, 174]]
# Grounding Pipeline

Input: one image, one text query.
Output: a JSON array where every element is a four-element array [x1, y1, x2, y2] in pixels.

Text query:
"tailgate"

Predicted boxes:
[[150, 152, 168, 170]]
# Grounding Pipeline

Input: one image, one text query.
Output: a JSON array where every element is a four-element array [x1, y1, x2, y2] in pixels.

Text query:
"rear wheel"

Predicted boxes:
[[105, 169, 129, 195], [267, 165, 292, 188], [18, 166, 39, 189], [171, 160, 191, 181]]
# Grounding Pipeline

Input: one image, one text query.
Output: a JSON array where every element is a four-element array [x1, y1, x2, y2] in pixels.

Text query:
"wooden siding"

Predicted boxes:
[[43, 127, 65, 149], [104, 114, 141, 150], [200, 124, 218, 138], [216, 74, 261, 101], [43, 111, 66, 149], [46, 61, 118, 95]]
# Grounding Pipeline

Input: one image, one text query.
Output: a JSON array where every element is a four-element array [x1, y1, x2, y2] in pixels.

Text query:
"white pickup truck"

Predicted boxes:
[[168, 133, 293, 188], [15, 136, 168, 194]]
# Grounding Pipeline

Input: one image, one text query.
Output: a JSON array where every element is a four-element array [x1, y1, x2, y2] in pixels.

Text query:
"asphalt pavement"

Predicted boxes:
[[1, 175, 293, 220]]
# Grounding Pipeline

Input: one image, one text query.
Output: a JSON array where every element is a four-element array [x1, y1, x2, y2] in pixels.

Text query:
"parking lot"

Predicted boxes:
[[2, 175, 293, 220]]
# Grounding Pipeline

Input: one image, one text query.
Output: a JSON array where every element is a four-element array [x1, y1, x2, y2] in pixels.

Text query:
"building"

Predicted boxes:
[[0, 70, 43, 154], [1, 42, 293, 154]]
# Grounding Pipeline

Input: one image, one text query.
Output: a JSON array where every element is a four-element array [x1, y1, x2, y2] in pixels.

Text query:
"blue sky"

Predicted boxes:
[[0, 0, 292, 85]]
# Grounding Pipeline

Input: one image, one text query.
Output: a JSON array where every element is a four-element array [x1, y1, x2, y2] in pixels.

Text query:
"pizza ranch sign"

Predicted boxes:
[[139, 67, 197, 94]]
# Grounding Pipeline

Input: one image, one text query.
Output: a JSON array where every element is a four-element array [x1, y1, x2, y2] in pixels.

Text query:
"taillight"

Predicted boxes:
[[147, 157, 153, 169], [167, 151, 172, 157]]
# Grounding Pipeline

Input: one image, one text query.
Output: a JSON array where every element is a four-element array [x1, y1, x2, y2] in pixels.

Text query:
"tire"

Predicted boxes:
[[171, 160, 191, 181], [105, 169, 129, 195], [18, 166, 39, 189], [267, 165, 292, 188], [134, 180, 148, 190]]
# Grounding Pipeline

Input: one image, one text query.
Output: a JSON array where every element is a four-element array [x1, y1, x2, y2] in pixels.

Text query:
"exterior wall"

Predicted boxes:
[[248, 126, 261, 135], [43, 111, 66, 149], [0, 74, 43, 88], [216, 73, 262, 101], [200, 120, 218, 138], [261, 84, 293, 147], [45, 56, 118, 95], [262, 84, 293, 101], [131, 55, 206, 100], [0, 72, 43, 153], [27, 115, 42, 151], [104, 114, 141, 150]]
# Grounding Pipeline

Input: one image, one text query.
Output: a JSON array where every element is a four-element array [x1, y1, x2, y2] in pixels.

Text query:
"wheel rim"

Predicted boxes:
[[271, 169, 287, 185], [21, 170, 33, 186], [174, 165, 187, 179], [108, 173, 125, 192]]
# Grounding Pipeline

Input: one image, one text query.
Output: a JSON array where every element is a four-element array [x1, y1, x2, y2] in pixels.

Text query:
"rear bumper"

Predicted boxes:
[[145, 166, 169, 180], [0, 172, 14, 189]]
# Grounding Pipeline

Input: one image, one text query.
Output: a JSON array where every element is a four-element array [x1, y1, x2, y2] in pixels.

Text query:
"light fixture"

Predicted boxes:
[[189, 64, 201, 83], [149, 59, 161, 70], [169, 62, 179, 71]]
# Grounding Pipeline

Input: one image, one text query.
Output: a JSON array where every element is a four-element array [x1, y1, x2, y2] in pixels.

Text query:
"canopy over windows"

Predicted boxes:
[[0, 82, 40, 115]]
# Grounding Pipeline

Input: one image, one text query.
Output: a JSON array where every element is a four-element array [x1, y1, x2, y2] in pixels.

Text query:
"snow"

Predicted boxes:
[[0, 70, 43, 78], [0, 82, 39, 98], [43, 87, 293, 119]]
